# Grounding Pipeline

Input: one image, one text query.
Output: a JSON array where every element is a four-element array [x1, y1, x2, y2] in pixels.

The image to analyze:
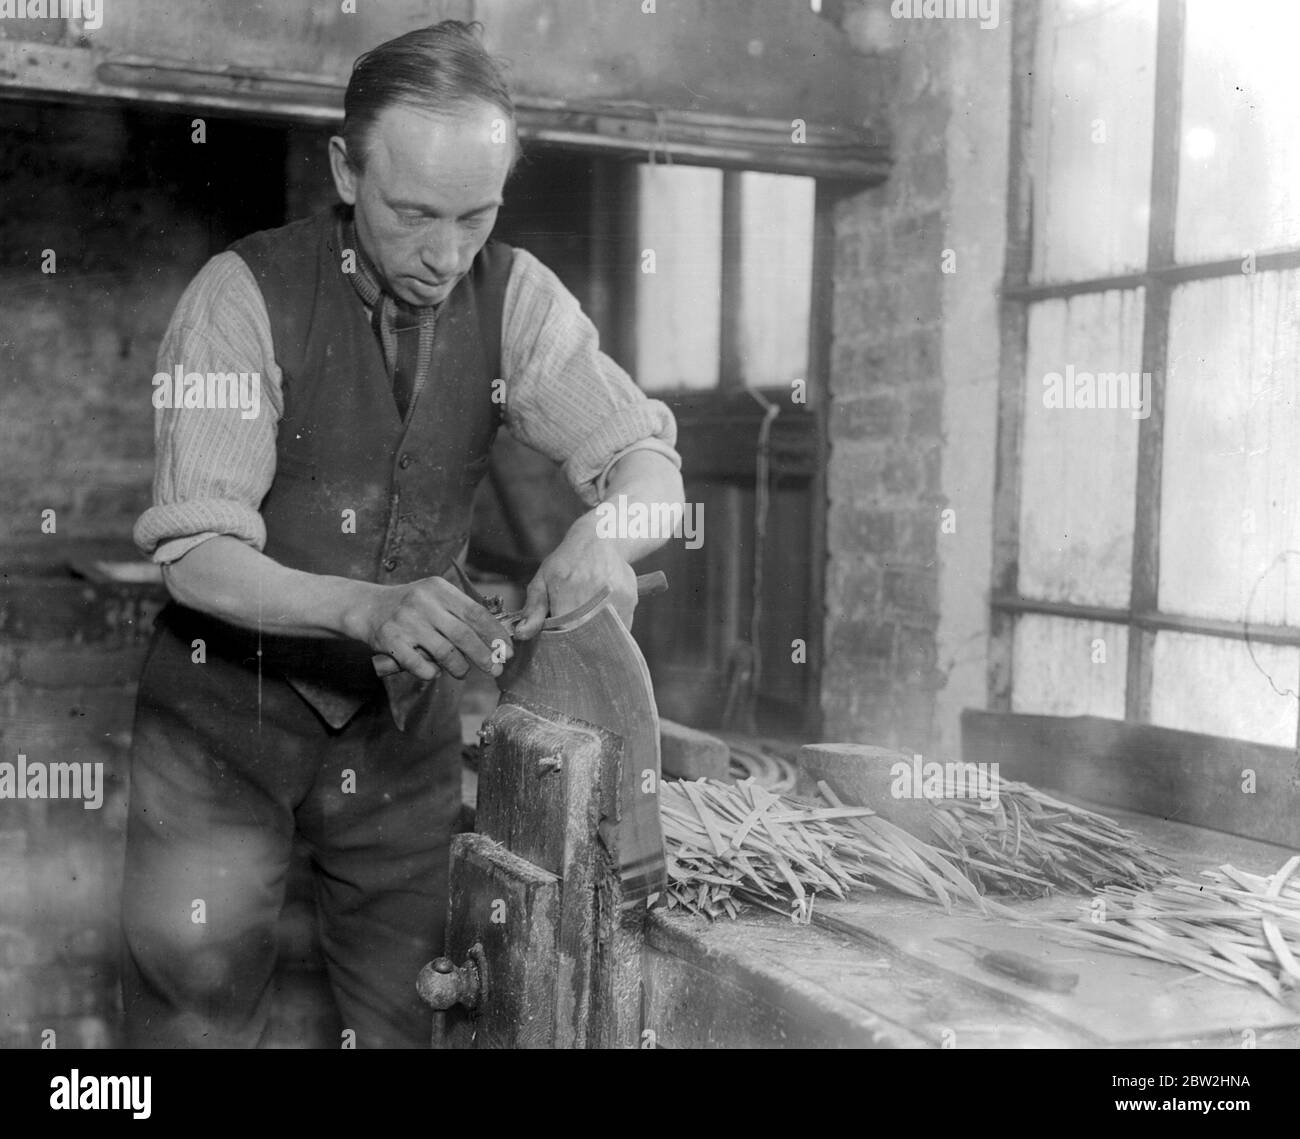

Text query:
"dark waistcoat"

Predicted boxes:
[[159, 206, 513, 729]]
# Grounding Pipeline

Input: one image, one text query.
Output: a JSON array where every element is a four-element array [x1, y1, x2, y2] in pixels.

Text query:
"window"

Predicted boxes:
[[625, 162, 824, 735], [633, 165, 816, 392], [994, 0, 1300, 748]]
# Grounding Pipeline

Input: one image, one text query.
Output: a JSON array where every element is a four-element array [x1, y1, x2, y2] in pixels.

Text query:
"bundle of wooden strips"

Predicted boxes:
[[725, 739, 798, 794], [1049, 857, 1300, 1002], [925, 780, 1173, 897], [660, 777, 995, 920]]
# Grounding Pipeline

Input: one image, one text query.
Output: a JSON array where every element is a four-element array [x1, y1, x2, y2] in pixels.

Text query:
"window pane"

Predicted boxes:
[[635, 165, 722, 390], [1158, 272, 1300, 625], [1012, 615, 1128, 718], [1019, 290, 1145, 607], [1176, 0, 1300, 262], [1150, 631, 1298, 748], [1030, 0, 1158, 283], [738, 172, 813, 388]]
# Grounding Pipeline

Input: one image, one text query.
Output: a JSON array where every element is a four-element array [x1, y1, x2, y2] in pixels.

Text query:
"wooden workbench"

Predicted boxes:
[[642, 805, 1300, 1048], [443, 624, 1298, 1050]]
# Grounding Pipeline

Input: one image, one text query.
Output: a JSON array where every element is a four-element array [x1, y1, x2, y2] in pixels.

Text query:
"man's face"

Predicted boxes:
[[330, 101, 513, 307]]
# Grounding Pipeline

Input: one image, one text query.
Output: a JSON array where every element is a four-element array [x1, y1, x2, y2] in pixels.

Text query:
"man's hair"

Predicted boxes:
[[342, 21, 517, 172]]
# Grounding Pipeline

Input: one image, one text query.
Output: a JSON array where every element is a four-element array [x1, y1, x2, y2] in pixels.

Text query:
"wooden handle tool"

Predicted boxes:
[[938, 937, 1080, 993]]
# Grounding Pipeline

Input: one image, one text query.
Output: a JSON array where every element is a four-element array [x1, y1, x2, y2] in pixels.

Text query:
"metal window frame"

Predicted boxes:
[[990, 0, 1300, 743]]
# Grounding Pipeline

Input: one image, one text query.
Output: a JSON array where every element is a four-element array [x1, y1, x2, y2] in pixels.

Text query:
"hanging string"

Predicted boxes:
[[746, 387, 781, 719]]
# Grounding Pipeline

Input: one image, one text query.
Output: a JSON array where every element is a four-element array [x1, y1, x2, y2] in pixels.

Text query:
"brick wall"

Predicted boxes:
[[821, 3, 1010, 756], [0, 101, 284, 547], [823, 11, 952, 751]]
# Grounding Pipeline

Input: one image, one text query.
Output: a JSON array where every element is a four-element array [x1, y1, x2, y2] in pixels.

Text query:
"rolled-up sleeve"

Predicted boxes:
[[133, 252, 283, 564], [500, 248, 680, 505]]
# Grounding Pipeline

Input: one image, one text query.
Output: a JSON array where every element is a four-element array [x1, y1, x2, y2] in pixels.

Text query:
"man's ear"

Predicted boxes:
[[328, 136, 359, 206]]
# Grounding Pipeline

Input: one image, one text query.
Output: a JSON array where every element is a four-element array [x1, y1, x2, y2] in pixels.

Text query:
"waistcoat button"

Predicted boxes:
[[383, 557, 399, 572], [399, 453, 413, 469]]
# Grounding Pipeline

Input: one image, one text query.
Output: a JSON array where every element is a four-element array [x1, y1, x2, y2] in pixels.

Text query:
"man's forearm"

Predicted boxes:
[[162, 535, 511, 679], [162, 535, 380, 640], [163, 449, 684, 646], [573, 449, 686, 561]]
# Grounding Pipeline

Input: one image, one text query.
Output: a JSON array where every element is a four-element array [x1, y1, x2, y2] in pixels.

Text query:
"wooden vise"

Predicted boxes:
[[417, 580, 665, 1048]]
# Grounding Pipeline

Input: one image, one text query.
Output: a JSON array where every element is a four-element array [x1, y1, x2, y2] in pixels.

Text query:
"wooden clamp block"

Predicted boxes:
[[423, 592, 665, 1048], [431, 705, 616, 1048], [799, 742, 934, 840], [660, 718, 731, 781], [433, 829, 562, 1049]]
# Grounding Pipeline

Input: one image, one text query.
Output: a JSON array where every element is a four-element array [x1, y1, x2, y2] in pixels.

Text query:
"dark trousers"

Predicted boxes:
[[120, 609, 462, 1048]]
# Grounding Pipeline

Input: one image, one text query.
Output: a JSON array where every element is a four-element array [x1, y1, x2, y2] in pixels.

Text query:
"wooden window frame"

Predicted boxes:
[[990, 0, 1300, 743], [595, 160, 844, 735]]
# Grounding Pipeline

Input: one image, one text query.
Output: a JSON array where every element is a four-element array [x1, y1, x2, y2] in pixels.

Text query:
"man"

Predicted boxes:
[[124, 20, 683, 1048]]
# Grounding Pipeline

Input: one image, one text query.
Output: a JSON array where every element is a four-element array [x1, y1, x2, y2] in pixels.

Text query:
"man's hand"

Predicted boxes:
[[159, 537, 516, 680], [513, 514, 637, 640], [347, 575, 512, 680], [512, 450, 684, 640]]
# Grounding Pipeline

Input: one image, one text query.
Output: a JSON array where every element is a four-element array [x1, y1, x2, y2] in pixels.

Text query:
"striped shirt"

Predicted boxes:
[[135, 245, 680, 564]]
